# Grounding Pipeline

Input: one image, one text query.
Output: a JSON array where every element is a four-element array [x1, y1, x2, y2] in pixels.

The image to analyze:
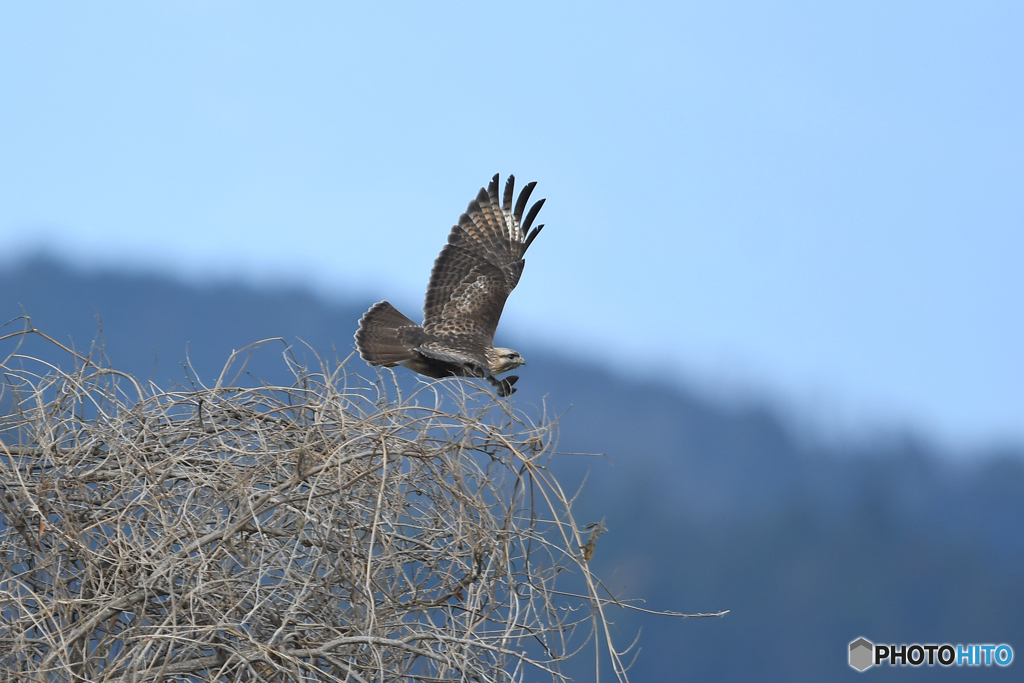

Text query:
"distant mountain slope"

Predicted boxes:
[[2, 255, 1022, 681]]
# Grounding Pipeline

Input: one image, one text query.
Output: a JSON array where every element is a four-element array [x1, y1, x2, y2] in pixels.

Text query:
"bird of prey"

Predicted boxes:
[[355, 173, 545, 396]]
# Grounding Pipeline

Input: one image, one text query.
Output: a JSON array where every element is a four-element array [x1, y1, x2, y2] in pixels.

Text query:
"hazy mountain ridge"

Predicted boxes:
[[2, 255, 1021, 681]]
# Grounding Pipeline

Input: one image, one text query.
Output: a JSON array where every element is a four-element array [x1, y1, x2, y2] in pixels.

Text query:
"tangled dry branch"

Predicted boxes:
[[0, 323, 705, 682]]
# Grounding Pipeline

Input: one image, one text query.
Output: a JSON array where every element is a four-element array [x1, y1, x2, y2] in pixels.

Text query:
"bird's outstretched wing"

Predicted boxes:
[[422, 174, 545, 341]]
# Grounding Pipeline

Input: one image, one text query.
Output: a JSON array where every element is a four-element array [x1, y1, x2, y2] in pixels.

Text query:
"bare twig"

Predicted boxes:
[[0, 326, 696, 682]]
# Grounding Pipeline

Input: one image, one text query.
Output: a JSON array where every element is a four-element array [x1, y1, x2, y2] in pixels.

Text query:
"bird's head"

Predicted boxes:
[[488, 347, 526, 375]]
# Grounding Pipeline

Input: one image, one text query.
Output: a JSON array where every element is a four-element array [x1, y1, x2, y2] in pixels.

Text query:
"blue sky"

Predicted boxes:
[[1, 3, 1022, 449]]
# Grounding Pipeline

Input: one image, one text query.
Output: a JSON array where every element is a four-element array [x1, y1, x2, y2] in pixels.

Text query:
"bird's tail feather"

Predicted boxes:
[[354, 301, 421, 366]]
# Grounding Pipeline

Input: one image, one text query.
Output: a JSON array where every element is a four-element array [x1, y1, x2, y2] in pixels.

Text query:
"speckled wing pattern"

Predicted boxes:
[[422, 174, 545, 358]]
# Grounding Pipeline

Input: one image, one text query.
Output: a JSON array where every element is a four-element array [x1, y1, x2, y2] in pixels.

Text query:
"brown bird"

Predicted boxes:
[[355, 173, 545, 396]]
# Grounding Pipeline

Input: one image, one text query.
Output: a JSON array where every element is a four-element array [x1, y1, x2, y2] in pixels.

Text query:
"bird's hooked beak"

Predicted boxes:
[[519, 357, 527, 366]]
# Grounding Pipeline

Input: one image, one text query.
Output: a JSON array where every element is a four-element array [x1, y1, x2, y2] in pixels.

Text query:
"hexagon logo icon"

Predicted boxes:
[[849, 637, 874, 671]]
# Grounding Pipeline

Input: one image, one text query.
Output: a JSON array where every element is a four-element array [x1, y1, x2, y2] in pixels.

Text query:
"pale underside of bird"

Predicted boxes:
[[354, 174, 545, 397]]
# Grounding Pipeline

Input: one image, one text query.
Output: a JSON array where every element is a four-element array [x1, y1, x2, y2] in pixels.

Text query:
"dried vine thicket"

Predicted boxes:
[[0, 323, 712, 682]]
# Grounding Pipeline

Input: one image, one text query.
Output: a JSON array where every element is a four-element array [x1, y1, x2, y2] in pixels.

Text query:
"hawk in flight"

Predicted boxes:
[[355, 173, 545, 396]]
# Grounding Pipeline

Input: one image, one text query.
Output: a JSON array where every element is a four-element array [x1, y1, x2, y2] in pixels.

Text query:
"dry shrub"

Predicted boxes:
[[0, 323, 709, 682]]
